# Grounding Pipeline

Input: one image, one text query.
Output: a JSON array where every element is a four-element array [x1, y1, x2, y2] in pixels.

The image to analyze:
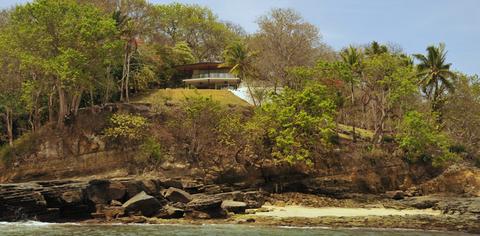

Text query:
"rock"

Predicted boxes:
[[242, 191, 266, 208], [0, 183, 50, 221], [119, 180, 144, 199], [122, 191, 163, 217], [182, 180, 204, 194], [412, 199, 439, 209], [61, 190, 83, 205], [160, 179, 183, 189], [110, 200, 123, 206], [215, 191, 243, 201], [103, 206, 125, 220], [386, 190, 404, 200], [156, 205, 184, 219], [186, 210, 212, 219], [186, 196, 226, 219], [221, 200, 247, 214], [86, 180, 126, 204], [187, 196, 222, 211], [164, 187, 192, 203], [108, 181, 126, 200], [141, 179, 160, 195], [91, 212, 105, 219]]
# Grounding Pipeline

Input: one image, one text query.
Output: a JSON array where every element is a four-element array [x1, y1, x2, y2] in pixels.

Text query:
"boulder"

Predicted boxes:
[[107, 181, 126, 200], [86, 180, 126, 204], [120, 180, 145, 199], [186, 196, 226, 219], [187, 196, 222, 211], [386, 190, 405, 200], [103, 206, 125, 220], [164, 187, 192, 203], [221, 200, 247, 214], [156, 205, 184, 219], [110, 200, 123, 206], [242, 191, 266, 208], [122, 191, 163, 217], [61, 190, 83, 205]]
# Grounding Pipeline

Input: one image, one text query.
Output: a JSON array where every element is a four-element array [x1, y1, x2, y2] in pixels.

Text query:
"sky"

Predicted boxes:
[[1, 0, 479, 75]]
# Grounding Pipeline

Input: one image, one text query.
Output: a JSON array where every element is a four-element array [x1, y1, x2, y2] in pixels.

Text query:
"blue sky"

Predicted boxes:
[[2, 0, 479, 75]]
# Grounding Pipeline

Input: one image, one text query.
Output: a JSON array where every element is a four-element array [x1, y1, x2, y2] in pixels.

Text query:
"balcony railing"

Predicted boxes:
[[192, 72, 237, 79]]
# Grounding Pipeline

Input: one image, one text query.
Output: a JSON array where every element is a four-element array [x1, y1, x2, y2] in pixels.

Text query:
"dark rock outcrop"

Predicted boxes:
[[156, 205, 184, 219], [122, 191, 163, 217], [86, 179, 125, 204], [186, 196, 226, 219], [221, 200, 247, 214], [163, 187, 192, 203]]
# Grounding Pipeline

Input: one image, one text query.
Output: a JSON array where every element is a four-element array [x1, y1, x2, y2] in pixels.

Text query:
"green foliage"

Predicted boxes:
[[154, 2, 238, 61], [138, 137, 165, 164], [252, 83, 337, 165], [0, 132, 40, 168], [397, 111, 459, 167], [413, 43, 456, 115], [104, 113, 149, 144]]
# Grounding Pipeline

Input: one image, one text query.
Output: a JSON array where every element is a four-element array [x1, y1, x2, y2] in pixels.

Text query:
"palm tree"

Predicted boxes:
[[221, 41, 258, 106], [340, 45, 363, 142], [365, 41, 388, 56], [413, 43, 455, 118]]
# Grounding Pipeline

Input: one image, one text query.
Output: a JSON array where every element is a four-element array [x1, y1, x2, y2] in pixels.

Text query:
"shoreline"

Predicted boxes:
[[70, 205, 479, 234], [1, 213, 476, 235], [1, 178, 478, 234]]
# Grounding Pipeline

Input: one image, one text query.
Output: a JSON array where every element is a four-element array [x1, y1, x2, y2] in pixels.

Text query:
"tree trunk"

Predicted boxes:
[[48, 87, 55, 124], [241, 72, 258, 107], [5, 108, 13, 146], [71, 92, 82, 116], [350, 80, 356, 142], [125, 52, 131, 103], [57, 85, 68, 128]]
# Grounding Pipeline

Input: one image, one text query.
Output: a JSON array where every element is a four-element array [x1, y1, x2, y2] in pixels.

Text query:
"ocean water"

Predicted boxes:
[[0, 222, 469, 236]]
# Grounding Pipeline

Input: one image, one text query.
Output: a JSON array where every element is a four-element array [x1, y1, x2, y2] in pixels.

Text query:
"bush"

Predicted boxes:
[[104, 113, 149, 145], [397, 111, 459, 167], [169, 95, 225, 163], [137, 137, 165, 165], [250, 83, 337, 166], [0, 132, 40, 168], [448, 144, 467, 154]]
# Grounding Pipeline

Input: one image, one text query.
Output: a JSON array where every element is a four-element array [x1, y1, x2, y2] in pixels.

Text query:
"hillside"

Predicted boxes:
[[132, 89, 251, 107]]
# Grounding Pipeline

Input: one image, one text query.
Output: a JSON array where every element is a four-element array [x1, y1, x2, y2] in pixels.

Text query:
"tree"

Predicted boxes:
[[443, 74, 480, 155], [221, 40, 258, 106], [8, 0, 119, 127], [365, 41, 388, 56], [251, 8, 323, 90], [398, 111, 458, 167], [251, 83, 337, 165], [413, 43, 456, 120], [153, 3, 238, 62], [113, 0, 154, 102], [0, 14, 26, 145], [362, 52, 417, 143], [340, 46, 363, 142]]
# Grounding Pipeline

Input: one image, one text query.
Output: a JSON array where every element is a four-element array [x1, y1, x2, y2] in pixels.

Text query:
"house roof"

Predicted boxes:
[[175, 62, 232, 71]]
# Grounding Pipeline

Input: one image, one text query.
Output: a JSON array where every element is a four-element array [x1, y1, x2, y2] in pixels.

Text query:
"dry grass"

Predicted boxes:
[[132, 88, 250, 107], [337, 124, 374, 140]]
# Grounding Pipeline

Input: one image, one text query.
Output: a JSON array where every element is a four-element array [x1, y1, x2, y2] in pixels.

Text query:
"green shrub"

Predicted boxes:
[[104, 113, 149, 145], [448, 144, 467, 154], [138, 137, 165, 165], [0, 132, 39, 168], [250, 83, 337, 166], [397, 111, 459, 167]]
